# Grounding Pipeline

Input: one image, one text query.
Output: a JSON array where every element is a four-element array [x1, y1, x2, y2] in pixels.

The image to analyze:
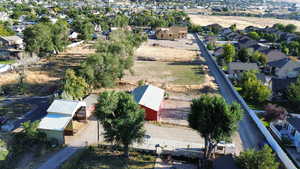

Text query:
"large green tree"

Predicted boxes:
[[248, 31, 260, 40], [72, 18, 94, 40], [80, 30, 146, 88], [23, 23, 54, 57], [239, 71, 271, 104], [223, 44, 236, 64], [287, 76, 300, 112], [188, 95, 242, 160], [237, 145, 279, 169], [51, 20, 70, 53], [95, 91, 145, 158], [62, 69, 88, 100]]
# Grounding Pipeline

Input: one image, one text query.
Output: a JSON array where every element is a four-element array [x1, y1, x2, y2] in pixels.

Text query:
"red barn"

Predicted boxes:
[[132, 85, 165, 121]]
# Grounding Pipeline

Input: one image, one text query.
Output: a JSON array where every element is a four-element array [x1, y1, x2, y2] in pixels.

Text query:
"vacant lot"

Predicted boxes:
[[124, 35, 218, 125], [60, 147, 156, 169], [0, 44, 95, 95], [135, 35, 198, 62], [189, 14, 300, 31], [125, 61, 205, 86]]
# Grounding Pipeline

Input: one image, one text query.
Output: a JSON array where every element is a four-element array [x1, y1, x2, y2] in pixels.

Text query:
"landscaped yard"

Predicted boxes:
[[60, 146, 156, 169]]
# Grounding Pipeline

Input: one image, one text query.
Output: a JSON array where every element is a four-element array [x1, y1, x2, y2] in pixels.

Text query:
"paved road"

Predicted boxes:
[[0, 96, 51, 131], [37, 119, 204, 169], [194, 34, 266, 150]]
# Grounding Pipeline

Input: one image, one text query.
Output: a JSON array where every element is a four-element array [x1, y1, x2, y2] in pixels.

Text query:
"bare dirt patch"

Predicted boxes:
[[189, 14, 300, 31], [135, 34, 198, 62]]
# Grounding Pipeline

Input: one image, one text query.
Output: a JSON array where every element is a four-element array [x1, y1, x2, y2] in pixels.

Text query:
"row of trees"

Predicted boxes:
[[218, 44, 267, 66], [62, 30, 147, 100], [23, 19, 69, 57]]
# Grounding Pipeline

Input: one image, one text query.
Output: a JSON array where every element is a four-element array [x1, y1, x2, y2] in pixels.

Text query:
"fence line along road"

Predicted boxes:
[[194, 33, 297, 169]]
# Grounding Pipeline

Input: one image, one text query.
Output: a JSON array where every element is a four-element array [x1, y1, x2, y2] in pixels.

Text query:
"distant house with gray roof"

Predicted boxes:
[[228, 62, 259, 78]]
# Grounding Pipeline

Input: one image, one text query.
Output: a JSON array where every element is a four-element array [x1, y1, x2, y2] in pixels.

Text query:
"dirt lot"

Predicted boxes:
[[0, 44, 95, 95], [135, 35, 198, 62], [189, 14, 300, 31], [124, 34, 218, 125]]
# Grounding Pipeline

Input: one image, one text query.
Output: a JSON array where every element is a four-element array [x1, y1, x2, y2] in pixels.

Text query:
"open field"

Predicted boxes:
[[60, 147, 156, 169], [189, 14, 300, 31], [125, 61, 205, 86]]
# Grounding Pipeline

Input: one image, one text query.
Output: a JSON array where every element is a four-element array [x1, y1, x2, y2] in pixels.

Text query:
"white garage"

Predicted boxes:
[[38, 99, 87, 144]]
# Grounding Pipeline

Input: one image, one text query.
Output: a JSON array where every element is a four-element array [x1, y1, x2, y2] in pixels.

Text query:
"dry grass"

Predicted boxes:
[[0, 43, 95, 95], [189, 14, 300, 31]]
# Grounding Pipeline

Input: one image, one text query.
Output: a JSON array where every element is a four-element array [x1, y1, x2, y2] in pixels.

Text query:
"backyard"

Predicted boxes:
[[60, 146, 156, 169]]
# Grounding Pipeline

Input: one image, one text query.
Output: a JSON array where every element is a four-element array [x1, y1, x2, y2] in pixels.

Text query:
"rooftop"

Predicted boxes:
[[47, 99, 86, 116], [228, 62, 258, 71], [132, 85, 165, 111]]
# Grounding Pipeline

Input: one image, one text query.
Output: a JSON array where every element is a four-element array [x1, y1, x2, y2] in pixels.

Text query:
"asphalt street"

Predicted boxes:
[[193, 34, 266, 150]]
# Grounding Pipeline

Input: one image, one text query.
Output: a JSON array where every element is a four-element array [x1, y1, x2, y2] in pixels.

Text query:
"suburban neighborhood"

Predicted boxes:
[[0, 0, 300, 169]]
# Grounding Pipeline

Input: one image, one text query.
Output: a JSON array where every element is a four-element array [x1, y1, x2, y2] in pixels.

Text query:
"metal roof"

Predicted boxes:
[[132, 85, 165, 111], [47, 100, 86, 116], [38, 113, 72, 131]]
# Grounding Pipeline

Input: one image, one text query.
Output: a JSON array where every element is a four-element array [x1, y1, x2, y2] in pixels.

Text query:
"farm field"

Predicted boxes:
[[189, 14, 300, 31]]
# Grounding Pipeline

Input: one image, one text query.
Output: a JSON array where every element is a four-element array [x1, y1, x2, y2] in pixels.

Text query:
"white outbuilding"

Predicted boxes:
[[38, 100, 87, 144]]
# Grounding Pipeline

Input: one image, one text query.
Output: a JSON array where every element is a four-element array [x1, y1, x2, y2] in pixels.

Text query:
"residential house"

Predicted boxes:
[[0, 36, 24, 49], [213, 47, 224, 57], [271, 77, 297, 98], [205, 36, 217, 46], [228, 62, 259, 78], [275, 60, 300, 78], [238, 36, 258, 49], [155, 26, 187, 40], [225, 32, 242, 41], [220, 28, 232, 37], [271, 116, 300, 152], [38, 100, 87, 144], [132, 85, 165, 121]]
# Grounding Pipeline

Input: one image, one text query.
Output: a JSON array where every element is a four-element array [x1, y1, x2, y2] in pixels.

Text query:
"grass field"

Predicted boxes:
[[125, 61, 205, 85], [60, 147, 156, 169], [189, 14, 300, 31]]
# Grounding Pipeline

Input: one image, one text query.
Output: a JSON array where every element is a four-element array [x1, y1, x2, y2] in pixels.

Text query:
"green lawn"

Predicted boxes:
[[0, 60, 16, 64], [61, 146, 156, 169], [130, 61, 205, 85]]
